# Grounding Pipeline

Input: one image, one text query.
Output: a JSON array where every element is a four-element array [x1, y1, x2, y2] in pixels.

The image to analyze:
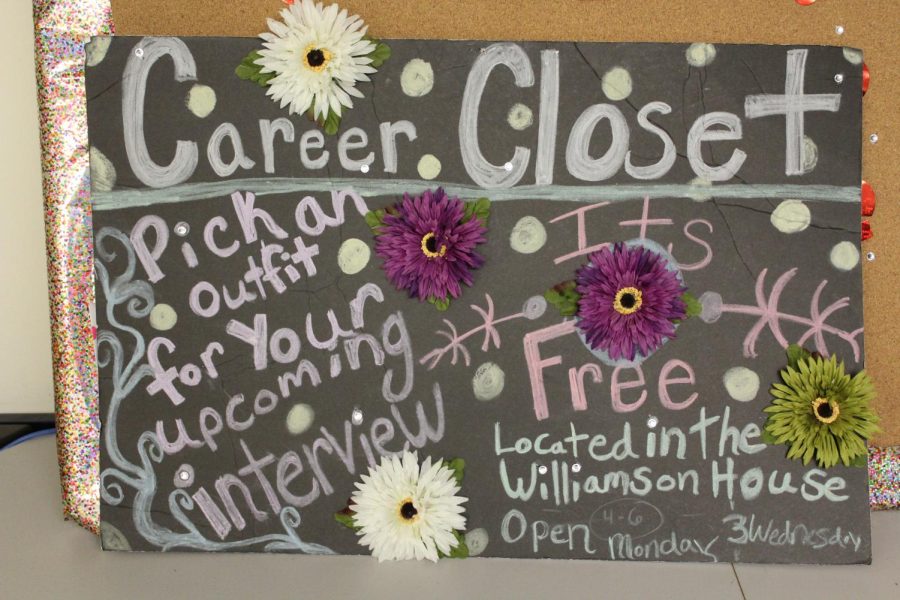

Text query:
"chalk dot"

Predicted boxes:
[[647, 416, 659, 428], [687, 177, 713, 202], [723, 367, 760, 402], [417, 154, 442, 180], [351, 407, 364, 425], [538, 464, 548, 475], [174, 464, 194, 488], [509, 216, 547, 254], [507, 103, 534, 130], [830, 241, 860, 271], [186, 84, 217, 118], [286, 403, 315, 435], [842, 47, 863, 65], [601, 66, 632, 101], [699, 291, 723, 324], [149, 303, 177, 331], [465, 528, 489, 557], [472, 362, 505, 401], [802, 136, 819, 172], [337, 238, 370, 275], [401, 58, 434, 97], [771, 200, 811, 234], [89, 147, 117, 193], [86, 37, 112, 67], [686, 43, 716, 67], [100, 523, 131, 551], [522, 295, 548, 320]]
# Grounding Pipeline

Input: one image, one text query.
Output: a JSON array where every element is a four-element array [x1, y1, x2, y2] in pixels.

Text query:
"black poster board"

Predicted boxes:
[[88, 37, 869, 563]]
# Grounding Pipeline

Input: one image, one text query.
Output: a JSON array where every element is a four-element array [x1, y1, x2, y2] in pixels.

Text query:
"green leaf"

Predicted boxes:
[[439, 530, 470, 559], [320, 109, 342, 136], [449, 530, 470, 558], [367, 40, 392, 68], [850, 453, 869, 468], [428, 296, 451, 312], [443, 458, 465, 486], [304, 106, 343, 136], [760, 427, 779, 445], [786, 344, 812, 370], [364, 209, 385, 232], [334, 511, 360, 531], [682, 292, 702, 319], [466, 197, 491, 227], [544, 281, 580, 317], [235, 50, 275, 87]]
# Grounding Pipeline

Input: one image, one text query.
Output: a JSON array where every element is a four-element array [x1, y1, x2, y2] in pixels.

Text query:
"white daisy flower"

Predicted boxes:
[[350, 451, 467, 562], [256, 0, 377, 119]]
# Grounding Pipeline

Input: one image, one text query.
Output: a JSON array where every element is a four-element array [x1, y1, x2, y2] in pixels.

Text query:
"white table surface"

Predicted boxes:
[[1, 436, 898, 599]]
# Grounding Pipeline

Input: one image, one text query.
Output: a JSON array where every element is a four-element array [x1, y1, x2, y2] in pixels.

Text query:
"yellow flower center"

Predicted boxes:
[[812, 397, 840, 424], [398, 497, 419, 523], [613, 287, 643, 315], [302, 44, 332, 72], [420, 232, 447, 259]]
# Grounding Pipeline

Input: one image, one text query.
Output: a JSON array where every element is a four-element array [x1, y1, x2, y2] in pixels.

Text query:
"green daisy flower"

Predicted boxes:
[[763, 346, 878, 468]]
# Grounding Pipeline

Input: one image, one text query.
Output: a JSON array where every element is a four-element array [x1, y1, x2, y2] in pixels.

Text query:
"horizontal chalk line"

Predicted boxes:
[[92, 177, 859, 211]]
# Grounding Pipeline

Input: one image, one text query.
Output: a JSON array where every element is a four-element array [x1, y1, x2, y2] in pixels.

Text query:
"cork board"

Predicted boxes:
[[109, 0, 899, 446]]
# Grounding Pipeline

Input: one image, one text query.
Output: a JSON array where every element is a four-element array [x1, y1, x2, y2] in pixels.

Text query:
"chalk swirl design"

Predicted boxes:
[[95, 226, 333, 554]]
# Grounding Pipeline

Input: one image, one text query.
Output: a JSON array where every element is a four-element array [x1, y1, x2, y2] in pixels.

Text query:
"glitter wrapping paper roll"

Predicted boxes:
[[33, 0, 113, 535], [869, 447, 900, 510], [30, 1, 900, 536]]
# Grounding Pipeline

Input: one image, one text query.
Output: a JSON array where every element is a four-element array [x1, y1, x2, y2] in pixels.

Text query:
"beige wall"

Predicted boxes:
[[0, 0, 53, 414]]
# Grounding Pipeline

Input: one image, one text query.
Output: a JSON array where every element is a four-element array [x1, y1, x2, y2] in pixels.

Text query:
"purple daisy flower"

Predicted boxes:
[[374, 188, 487, 303], [575, 243, 687, 361]]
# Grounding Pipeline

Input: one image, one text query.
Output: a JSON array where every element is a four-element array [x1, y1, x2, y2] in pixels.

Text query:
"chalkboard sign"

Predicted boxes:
[[88, 37, 870, 563]]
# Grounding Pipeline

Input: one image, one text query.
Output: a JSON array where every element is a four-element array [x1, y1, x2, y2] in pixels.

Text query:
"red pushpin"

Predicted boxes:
[[795, 0, 816, 5], [862, 63, 870, 94], [862, 181, 876, 216], [861, 221, 873, 241]]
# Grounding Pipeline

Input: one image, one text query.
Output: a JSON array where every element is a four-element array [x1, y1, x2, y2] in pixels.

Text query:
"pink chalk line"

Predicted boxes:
[[719, 268, 863, 362], [419, 294, 529, 370]]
